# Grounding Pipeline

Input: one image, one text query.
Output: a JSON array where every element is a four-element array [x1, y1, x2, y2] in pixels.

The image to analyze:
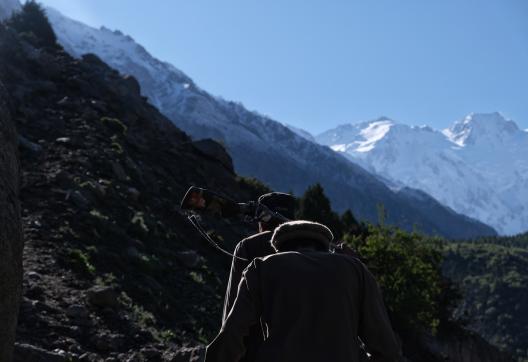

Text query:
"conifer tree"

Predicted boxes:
[[297, 183, 343, 238], [7, 0, 57, 47], [341, 209, 359, 233]]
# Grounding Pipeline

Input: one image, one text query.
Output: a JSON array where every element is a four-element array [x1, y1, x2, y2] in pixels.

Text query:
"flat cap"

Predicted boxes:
[[271, 220, 333, 252]]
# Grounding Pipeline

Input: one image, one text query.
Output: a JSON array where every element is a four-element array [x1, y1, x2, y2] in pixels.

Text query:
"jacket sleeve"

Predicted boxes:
[[206, 263, 261, 362], [358, 265, 402, 362], [222, 240, 250, 322]]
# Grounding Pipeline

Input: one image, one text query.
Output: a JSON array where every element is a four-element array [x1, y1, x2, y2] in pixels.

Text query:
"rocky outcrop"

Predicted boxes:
[[0, 82, 23, 362]]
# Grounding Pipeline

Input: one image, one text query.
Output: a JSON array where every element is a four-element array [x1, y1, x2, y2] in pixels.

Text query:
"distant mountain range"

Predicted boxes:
[[316, 113, 528, 235], [38, 5, 496, 239]]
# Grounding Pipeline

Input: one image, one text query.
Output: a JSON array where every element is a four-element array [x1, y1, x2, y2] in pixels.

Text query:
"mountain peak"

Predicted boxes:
[[444, 112, 521, 147], [374, 116, 395, 123], [315, 117, 396, 150]]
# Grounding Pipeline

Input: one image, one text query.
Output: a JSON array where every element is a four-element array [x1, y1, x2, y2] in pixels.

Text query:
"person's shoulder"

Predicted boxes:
[[235, 230, 274, 258], [259, 250, 295, 262], [257, 252, 363, 272], [331, 252, 368, 268], [305, 252, 369, 272], [238, 230, 273, 248], [244, 230, 273, 242]]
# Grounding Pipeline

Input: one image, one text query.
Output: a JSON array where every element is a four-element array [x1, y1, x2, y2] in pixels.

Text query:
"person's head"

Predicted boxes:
[[271, 220, 333, 253], [257, 192, 295, 232]]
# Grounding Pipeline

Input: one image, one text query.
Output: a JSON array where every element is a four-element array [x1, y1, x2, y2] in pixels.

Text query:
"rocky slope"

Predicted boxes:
[[0, 18, 258, 361], [43, 5, 496, 240], [316, 113, 528, 235]]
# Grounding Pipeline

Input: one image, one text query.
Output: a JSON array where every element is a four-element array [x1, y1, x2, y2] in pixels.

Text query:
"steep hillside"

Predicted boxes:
[[317, 113, 528, 235], [443, 234, 528, 361], [0, 17, 257, 360], [44, 6, 496, 240]]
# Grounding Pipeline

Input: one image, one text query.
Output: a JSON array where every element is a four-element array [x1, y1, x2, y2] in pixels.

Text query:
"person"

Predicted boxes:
[[222, 192, 296, 362], [207, 220, 402, 362]]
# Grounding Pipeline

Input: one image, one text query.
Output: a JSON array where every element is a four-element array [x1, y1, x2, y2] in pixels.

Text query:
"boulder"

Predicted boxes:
[[86, 286, 120, 308], [192, 139, 234, 173], [65, 304, 89, 319]]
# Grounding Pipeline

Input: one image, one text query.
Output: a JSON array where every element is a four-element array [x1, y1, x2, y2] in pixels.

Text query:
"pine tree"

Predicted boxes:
[[7, 1, 57, 47], [341, 209, 359, 233], [297, 183, 343, 239]]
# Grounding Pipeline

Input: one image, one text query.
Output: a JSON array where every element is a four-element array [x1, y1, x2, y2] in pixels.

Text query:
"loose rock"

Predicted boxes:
[[86, 286, 120, 308]]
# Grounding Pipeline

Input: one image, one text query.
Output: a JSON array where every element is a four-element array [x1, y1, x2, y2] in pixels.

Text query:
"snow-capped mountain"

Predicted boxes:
[[44, 7, 194, 114], [317, 113, 528, 235], [42, 5, 496, 238]]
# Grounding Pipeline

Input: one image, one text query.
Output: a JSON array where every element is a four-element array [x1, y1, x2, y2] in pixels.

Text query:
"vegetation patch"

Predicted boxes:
[[443, 237, 528, 360], [131, 211, 149, 233], [68, 248, 96, 275], [100, 116, 128, 135]]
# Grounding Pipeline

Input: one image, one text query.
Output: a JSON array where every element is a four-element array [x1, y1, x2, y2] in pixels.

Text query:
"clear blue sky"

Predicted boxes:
[[39, 0, 528, 134]]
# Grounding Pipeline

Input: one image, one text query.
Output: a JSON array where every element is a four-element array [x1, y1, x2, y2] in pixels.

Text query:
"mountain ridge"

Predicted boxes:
[[316, 113, 528, 235], [43, 5, 496, 239]]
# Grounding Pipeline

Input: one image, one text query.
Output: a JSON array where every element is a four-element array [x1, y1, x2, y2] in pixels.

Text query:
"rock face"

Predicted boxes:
[[0, 82, 23, 362]]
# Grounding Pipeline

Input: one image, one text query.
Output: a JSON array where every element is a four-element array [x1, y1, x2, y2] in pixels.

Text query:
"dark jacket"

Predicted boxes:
[[222, 231, 274, 361], [208, 251, 401, 362]]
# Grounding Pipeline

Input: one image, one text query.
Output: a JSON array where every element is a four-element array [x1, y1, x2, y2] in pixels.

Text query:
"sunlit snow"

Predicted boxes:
[[317, 113, 528, 235]]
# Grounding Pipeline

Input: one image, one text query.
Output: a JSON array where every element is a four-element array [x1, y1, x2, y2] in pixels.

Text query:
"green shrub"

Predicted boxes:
[[345, 226, 443, 334], [100, 116, 128, 135], [68, 248, 96, 275]]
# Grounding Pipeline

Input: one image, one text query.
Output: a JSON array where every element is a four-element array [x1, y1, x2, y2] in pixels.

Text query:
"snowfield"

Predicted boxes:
[[317, 113, 528, 235]]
